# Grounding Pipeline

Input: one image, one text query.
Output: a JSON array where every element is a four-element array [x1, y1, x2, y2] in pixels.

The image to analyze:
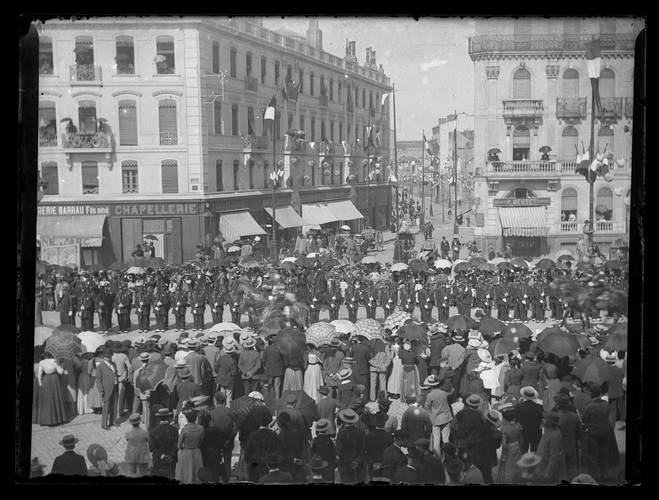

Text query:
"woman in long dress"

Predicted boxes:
[[496, 407, 523, 484], [87, 352, 103, 412], [386, 337, 403, 396], [37, 351, 68, 426], [540, 355, 562, 412], [175, 409, 205, 484], [303, 353, 324, 403], [398, 341, 420, 401]]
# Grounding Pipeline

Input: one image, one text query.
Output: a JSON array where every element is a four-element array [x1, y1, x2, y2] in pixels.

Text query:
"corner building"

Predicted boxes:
[[468, 18, 642, 258], [36, 17, 393, 267]]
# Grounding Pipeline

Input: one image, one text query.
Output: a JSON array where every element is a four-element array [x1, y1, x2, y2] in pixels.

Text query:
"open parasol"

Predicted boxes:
[[478, 317, 505, 336], [391, 262, 409, 272], [488, 337, 518, 357], [453, 262, 472, 273], [477, 262, 496, 272], [330, 319, 356, 335], [468, 256, 487, 266], [434, 259, 452, 269], [536, 330, 581, 358], [143, 234, 158, 241], [535, 258, 556, 270], [45, 330, 83, 360], [488, 147, 502, 155], [353, 318, 384, 341], [535, 327, 564, 343], [361, 256, 378, 265], [539, 146, 552, 153], [208, 322, 241, 333], [306, 322, 338, 348], [384, 309, 412, 333], [135, 359, 169, 392], [397, 323, 427, 342], [571, 356, 617, 385], [276, 390, 317, 428], [281, 257, 297, 263], [408, 260, 429, 273], [510, 258, 529, 269], [230, 395, 268, 426], [77, 331, 106, 354], [447, 315, 476, 332], [502, 323, 533, 340]]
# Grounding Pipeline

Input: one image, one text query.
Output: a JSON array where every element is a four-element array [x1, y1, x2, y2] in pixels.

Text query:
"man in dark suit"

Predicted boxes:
[[215, 344, 238, 404], [50, 435, 87, 476], [149, 408, 178, 479], [336, 409, 367, 484], [414, 438, 446, 485], [245, 412, 282, 483], [263, 333, 284, 400], [349, 335, 372, 393], [401, 396, 433, 444], [173, 368, 202, 413], [428, 326, 447, 375], [96, 349, 119, 430], [97, 283, 114, 333], [365, 412, 394, 479], [393, 447, 424, 484], [257, 454, 294, 484], [554, 393, 581, 480], [581, 383, 616, 483], [209, 391, 237, 482], [516, 386, 544, 453]]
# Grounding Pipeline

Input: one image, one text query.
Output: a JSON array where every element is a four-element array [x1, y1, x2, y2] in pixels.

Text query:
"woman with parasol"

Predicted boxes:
[[36, 351, 69, 426]]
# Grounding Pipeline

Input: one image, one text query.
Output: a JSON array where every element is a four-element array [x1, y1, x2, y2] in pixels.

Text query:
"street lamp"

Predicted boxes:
[[269, 161, 285, 260]]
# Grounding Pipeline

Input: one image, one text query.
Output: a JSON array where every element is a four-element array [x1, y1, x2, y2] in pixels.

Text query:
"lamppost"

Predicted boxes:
[[269, 161, 285, 260]]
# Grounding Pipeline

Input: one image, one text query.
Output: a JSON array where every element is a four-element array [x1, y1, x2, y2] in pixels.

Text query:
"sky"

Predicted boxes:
[[263, 17, 476, 141]]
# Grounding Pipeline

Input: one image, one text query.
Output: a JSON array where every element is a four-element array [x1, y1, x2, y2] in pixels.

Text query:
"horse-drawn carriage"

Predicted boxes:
[[394, 231, 416, 263], [355, 228, 384, 254]]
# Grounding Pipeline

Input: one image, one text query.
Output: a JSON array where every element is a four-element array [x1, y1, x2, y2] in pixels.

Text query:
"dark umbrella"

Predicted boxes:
[[143, 234, 159, 241], [468, 257, 487, 266], [603, 260, 622, 271], [454, 262, 472, 273], [497, 261, 514, 271], [230, 396, 267, 426], [510, 258, 528, 269], [537, 331, 581, 358], [489, 337, 517, 357], [488, 147, 502, 155], [576, 262, 595, 273], [398, 323, 427, 342], [477, 262, 496, 272], [557, 255, 575, 262], [44, 331, 82, 360], [408, 260, 429, 273], [276, 390, 317, 428], [502, 323, 533, 339], [604, 331, 627, 351], [536, 327, 564, 343], [276, 328, 307, 366], [135, 359, 169, 392], [572, 356, 617, 384], [479, 317, 505, 336], [280, 261, 298, 272], [536, 258, 556, 270], [447, 315, 476, 332], [539, 146, 552, 153]]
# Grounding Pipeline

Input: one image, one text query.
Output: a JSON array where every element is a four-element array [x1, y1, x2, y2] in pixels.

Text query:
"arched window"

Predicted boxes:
[[596, 186, 613, 221], [158, 99, 178, 145], [118, 100, 137, 146], [156, 36, 175, 74], [513, 67, 531, 99], [116, 36, 135, 74], [598, 126, 614, 156], [512, 126, 530, 161], [561, 126, 579, 160], [561, 187, 578, 221], [38, 101, 57, 147], [600, 68, 615, 98], [39, 36, 53, 74], [78, 100, 97, 135], [562, 68, 579, 98]]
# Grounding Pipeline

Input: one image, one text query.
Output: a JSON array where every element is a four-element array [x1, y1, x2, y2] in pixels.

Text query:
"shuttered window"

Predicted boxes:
[[118, 100, 137, 145], [231, 104, 239, 136], [121, 161, 138, 193], [513, 68, 531, 99], [161, 160, 179, 193], [213, 100, 222, 135], [562, 69, 579, 98], [212, 41, 220, 74], [261, 56, 266, 84], [247, 107, 255, 136], [41, 162, 59, 194], [600, 68, 615, 98], [159, 99, 177, 145], [82, 161, 99, 194], [233, 160, 240, 190], [116, 36, 135, 74], [215, 159, 223, 191], [156, 36, 175, 74], [230, 47, 237, 78], [78, 100, 97, 134], [561, 188, 578, 212], [561, 126, 579, 160], [38, 102, 57, 147]]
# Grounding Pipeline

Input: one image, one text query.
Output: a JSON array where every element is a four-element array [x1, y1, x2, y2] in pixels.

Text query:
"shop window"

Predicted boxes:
[[39, 36, 54, 75], [158, 99, 178, 145], [116, 36, 135, 74], [122, 160, 138, 193], [40, 162, 59, 195], [118, 100, 137, 145], [82, 161, 99, 194], [156, 36, 175, 74], [161, 160, 178, 193], [561, 187, 578, 221], [38, 101, 57, 147]]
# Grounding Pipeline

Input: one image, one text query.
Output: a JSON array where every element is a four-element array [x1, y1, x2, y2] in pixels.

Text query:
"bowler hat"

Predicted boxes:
[[59, 434, 79, 448], [516, 452, 542, 468], [464, 394, 482, 408], [155, 408, 173, 418], [128, 413, 141, 424], [315, 419, 332, 435], [223, 344, 236, 353], [338, 408, 359, 424]]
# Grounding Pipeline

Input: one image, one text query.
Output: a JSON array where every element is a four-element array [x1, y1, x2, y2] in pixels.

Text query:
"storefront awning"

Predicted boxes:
[[325, 200, 364, 221], [301, 203, 339, 226], [498, 206, 549, 237], [37, 215, 106, 247], [264, 206, 304, 229], [219, 211, 267, 243]]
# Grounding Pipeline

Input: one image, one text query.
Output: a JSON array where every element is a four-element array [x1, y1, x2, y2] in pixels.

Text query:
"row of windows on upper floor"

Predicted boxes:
[[38, 157, 366, 196], [39, 35, 384, 109], [510, 67, 627, 99], [38, 98, 385, 147]]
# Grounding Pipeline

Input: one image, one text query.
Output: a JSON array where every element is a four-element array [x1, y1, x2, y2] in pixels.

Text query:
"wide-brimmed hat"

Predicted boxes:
[[521, 386, 539, 400], [179, 368, 192, 379], [186, 338, 200, 349], [467, 338, 482, 348], [175, 359, 188, 368], [310, 456, 329, 470], [155, 408, 173, 418], [423, 375, 440, 387], [59, 434, 79, 448], [485, 409, 501, 425], [477, 348, 492, 363], [329, 338, 342, 347], [86, 444, 109, 469], [571, 473, 598, 484], [338, 368, 353, 380], [248, 391, 264, 401], [318, 386, 330, 396], [464, 394, 482, 408], [139, 352, 150, 362], [128, 413, 141, 424], [315, 419, 332, 435], [223, 344, 236, 353], [338, 408, 359, 424], [452, 332, 465, 342], [134, 336, 146, 346], [516, 452, 542, 468], [243, 338, 256, 349], [499, 402, 516, 413]]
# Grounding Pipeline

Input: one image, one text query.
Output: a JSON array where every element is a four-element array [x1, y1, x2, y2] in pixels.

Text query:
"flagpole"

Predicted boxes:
[[393, 84, 399, 233], [588, 77, 595, 255], [421, 130, 425, 228], [453, 110, 459, 235], [271, 98, 278, 261]]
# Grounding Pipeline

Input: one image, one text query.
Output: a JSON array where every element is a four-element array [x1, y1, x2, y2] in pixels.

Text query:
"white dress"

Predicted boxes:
[[387, 344, 403, 395], [303, 359, 324, 403]]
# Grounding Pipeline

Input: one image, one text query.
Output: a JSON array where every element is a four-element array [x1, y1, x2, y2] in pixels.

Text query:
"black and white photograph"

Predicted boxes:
[[17, 15, 646, 485]]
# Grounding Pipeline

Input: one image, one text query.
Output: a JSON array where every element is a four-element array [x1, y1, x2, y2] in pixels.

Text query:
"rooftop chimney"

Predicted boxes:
[[345, 39, 357, 63], [365, 47, 371, 65], [306, 18, 323, 50], [371, 50, 377, 68]]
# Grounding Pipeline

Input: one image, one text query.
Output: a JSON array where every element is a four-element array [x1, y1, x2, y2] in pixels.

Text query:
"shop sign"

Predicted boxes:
[[38, 205, 110, 216], [112, 203, 199, 216], [493, 197, 551, 207]]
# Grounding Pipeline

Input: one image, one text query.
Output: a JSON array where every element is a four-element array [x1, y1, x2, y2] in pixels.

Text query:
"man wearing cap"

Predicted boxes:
[[153, 284, 169, 333], [79, 284, 95, 331], [382, 429, 407, 481], [97, 282, 115, 333], [336, 408, 367, 484], [132, 352, 153, 426], [316, 386, 338, 435], [50, 435, 87, 476], [96, 349, 119, 430], [191, 287, 206, 331], [517, 386, 544, 453], [172, 286, 188, 332], [520, 351, 541, 392], [441, 332, 466, 376], [186, 339, 215, 397], [215, 343, 238, 405], [150, 408, 178, 479], [312, 418, 337, 482], [202, 337, 221, 379], [115, 285, 132, 332], [209, 391, 236, 481], [135, 285, 152, 333]]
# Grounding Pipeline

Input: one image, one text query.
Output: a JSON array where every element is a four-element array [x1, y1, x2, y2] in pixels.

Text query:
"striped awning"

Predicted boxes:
[[219, 211, 266, 243], [264, 206, 304, 229], [498, 206, 549, 237], [301, 203, 339, 226], [325, 200, 364, 221], [37, 215, 106, 247]]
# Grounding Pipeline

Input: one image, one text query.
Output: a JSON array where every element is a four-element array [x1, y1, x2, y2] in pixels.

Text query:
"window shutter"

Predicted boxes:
[[561, 188, 578, 212], [159, 100, 177, 145], [561, 127, 578, 160], [161, 161, 179, 193], [118, 101, 137, 145], [212, 42, 220, 74], [122, 161, 138, 193], [41, 162, 59, 195], [78, 101, 97, 134], [81, 161, 99, 194]]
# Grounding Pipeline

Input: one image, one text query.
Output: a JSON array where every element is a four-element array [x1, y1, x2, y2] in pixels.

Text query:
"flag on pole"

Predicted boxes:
[[586, 38, 603, 117], [366, 123, 374, 149], [378, 93, 390, 126], [423, 134, 433, 156], [263, 95, 276, 136]]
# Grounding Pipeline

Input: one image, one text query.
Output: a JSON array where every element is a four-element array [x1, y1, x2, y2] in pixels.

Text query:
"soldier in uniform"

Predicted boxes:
[[97, 278, 114, 333], [79, 284, 95, 331], [210, 280, 225, 324], [116, 285, 133, 332], [434, 282, 450, 322], [399, 282, 415, 315], [309, 285, 321, 324], [516, 278, 529, 322], [57, 285, 75, 326], [172, 284, 188, 332], [191, 287, 206, 331], [418, 284, 434, 323], [327, 278, 342, 322], [382, 281, 397, 319], [153, 283, 169, 332], [548, 281, 563, 321], [460, 282, 473, 318], [365, 281, 378, 320], [136, 285, 152, 333], [345, 281, 360, 323], [496, 281, 509, 321], [530, 280, 545, 322]]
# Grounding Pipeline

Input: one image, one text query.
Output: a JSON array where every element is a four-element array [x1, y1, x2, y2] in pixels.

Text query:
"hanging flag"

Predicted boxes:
[[586, 38, 603, 117], [374, 130, 382, 148], [423, 134, 433, 156], [378, 93, 390, 126], [366, 123, 374, 150], [263, 95, 276, 137]]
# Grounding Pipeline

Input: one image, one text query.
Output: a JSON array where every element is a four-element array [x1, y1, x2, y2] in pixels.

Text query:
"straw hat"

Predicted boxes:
[[520, 386, 539, 400], [338, 408, 359, 424], [128, 413, 141, 424], [315, 419, 332, 435], [338, 368, 353, 380], [516, 452, 542, 468], [223, 344, 236, 353], [464, 394, 482, 408], [485, 409, 501, 425], [467, 338, 481, 348], [59, 434, 79, 448], [423, 375, 440, 387]]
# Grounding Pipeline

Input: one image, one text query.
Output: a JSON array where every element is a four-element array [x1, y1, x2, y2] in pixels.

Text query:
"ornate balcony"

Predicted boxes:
[[556, 98, 587, 123], [595, 97, 623, 122], [244, 76, 258, 92], [596, 221, 614, 232], [624, 97, 634, 120], [502, 99, 544, 127], [242, 135, 269, 151], [62, 132, 111, 150], [319, 95, 329, 108], [39, 129, 57, 147], [69, 64, 102, 83], [560, 221, 579, 233], [487, 160, 559, 177]]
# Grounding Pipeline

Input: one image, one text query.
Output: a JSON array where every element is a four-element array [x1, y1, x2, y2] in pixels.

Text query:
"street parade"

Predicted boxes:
[[31, 226, 629, 485]]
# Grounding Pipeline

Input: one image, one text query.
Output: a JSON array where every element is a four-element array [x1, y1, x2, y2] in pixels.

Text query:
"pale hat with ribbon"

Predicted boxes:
[[477, 348, 492, 363], [468, 338, 482, 348]]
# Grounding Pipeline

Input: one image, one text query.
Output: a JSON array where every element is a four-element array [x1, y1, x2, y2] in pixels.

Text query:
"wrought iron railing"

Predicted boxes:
[[116, 63, 135, 75], [159, 132, 178, 145], [70, 64, 102, 82], [39, 130, 57, 147], [556, 97, 587, 121], [596, 220, 614, 232], [595, 97, 623, 120], [62, 132, 111, 149], [502, 99, 544, 117]]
